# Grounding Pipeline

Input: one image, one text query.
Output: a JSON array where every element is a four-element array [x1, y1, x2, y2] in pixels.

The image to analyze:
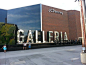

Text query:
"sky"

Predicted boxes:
[[0, 0, 80, 11]]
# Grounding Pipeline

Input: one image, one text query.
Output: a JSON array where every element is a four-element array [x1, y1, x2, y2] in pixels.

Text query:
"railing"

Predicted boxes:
[[0, 40, 82, 52]]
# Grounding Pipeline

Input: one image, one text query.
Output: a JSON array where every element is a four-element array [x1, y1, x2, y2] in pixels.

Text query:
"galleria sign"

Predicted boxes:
[[48, 9, 63, 15], [17, 29, 68, 44]]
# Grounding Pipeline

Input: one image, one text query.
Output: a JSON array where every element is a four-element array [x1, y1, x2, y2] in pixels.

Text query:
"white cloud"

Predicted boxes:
[[24, 6, 39, 11], [26, 12, 39, 15], [28, 26, 41, 30], [18, 25, 41, 34], [7, 14, 29, 18], [21, 20, 40, 24]]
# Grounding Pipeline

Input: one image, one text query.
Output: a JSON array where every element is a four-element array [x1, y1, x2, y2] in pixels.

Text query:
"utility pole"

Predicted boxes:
[[75, 0, 86, 64]]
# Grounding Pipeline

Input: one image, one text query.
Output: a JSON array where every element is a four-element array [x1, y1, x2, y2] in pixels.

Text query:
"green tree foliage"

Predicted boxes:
[[9, 39, 15, 45], [0, 22, 4, 30], [0, 23, 16, 45]]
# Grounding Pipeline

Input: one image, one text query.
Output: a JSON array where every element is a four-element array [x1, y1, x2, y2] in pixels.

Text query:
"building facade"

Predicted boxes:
[[42, 5, 81, 41], [0, 9, 7, 23], [0, 4, 81, 44]]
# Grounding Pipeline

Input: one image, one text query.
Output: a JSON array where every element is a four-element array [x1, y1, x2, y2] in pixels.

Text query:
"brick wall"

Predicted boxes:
[[42, 5, 69, 41], [67, 10, 81, 40], [42, 4, 81, 41]]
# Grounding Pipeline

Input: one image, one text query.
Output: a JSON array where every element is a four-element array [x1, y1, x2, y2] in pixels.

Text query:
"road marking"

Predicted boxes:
[[57, 60, 72, 65], [67, 49, 75, 51], [71, 58, 79, 60], [10, 61, 26, 65]]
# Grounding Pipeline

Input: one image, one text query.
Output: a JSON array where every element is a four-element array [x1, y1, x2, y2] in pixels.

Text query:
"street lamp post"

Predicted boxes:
[[75, 0, 86, 64], [80, 0, 86, 53]]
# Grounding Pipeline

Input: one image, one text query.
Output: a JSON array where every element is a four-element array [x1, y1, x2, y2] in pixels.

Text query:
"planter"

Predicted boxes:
[[81, 52, 86, 64]]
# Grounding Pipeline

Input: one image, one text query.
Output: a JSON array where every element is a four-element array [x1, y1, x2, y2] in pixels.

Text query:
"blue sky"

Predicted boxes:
[[7, 4, 41, 35], [0, 9, 7, 22]]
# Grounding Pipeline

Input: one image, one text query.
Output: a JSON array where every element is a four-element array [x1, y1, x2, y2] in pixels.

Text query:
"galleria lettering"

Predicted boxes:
[[17, 29, 68, 44]]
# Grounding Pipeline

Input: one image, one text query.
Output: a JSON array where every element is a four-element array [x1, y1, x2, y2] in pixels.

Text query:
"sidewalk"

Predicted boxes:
[[0, 45, 82, 65]]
